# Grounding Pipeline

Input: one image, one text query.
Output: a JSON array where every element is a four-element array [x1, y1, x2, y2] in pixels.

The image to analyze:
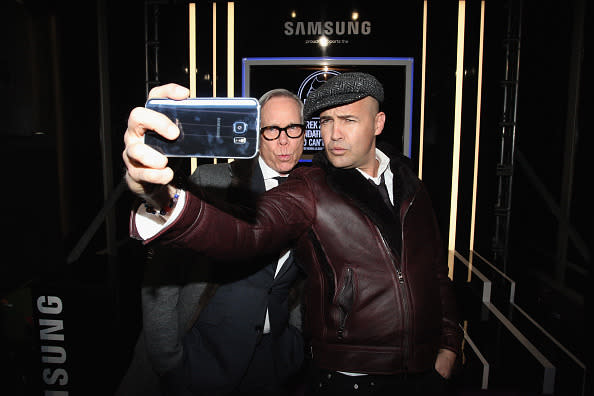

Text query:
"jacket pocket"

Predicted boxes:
[[336, 267, 354, 340]]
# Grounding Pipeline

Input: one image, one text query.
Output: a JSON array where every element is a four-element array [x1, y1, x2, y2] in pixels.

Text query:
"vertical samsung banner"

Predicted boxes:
[[33, 290, 70, 395], [242, 57, 413, 158], [31, 283, 114, 395], [30, 281, 118, 395]]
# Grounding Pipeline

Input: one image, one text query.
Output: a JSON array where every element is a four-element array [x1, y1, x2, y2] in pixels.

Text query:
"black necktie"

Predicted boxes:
[[376, 173, 393, 210], [274, 176, 288, 185], [375, 173, 402, 258]]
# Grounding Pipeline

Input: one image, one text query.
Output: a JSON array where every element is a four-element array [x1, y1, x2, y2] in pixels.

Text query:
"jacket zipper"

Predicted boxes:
[[378, 229, 409, 370], [337, 267, 353, 340], [399, 193, 415, 371], [377, 193, 415, 372]]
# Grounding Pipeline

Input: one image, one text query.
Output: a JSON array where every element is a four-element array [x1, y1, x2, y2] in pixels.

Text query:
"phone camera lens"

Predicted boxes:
[[233, 121, 248, 134]]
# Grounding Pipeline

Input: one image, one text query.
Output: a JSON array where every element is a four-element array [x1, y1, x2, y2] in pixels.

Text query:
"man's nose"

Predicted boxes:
[[330, 123, 343, 140], [278, 130, 290, 144]]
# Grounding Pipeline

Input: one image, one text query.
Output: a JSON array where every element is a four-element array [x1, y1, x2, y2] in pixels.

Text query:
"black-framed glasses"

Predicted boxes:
[[260, 124, 305, 141]]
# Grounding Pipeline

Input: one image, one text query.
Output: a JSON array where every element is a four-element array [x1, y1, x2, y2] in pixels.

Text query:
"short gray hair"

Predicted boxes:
[[258, 88, 304, 122]]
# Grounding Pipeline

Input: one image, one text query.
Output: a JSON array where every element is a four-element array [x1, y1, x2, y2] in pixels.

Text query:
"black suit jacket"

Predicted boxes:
[[115, 158, 304, 396]]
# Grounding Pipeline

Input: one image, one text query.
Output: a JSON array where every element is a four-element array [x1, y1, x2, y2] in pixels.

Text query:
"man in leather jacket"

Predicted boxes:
[[123, 73, 463, 395]]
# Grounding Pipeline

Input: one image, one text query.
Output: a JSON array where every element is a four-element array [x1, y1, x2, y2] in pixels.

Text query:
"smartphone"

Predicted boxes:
[[144, 97, 260, 158]]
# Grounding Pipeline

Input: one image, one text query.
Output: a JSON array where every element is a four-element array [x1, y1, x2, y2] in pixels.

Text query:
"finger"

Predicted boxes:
[[124, 142, 169, 170], [123, 146, 174, 187], [126, 107, 180, 141], [148, 83, 190, 100], [130, 166, 175, 186]]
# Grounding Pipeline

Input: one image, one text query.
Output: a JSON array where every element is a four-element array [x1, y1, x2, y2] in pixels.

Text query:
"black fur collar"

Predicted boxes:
[[312, 144, 420, 210], [311, 146, 418, 259]]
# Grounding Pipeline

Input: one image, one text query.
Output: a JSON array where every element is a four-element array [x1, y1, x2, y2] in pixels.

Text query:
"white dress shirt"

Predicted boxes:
[[356, 148, 394, 205]]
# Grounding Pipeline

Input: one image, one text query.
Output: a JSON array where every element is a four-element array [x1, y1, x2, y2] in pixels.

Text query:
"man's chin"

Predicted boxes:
[[327, 155, 352, 169], [275, 161, 298, 173]]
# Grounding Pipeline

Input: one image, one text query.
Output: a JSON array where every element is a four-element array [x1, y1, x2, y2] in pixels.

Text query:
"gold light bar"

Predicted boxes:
[[227, 2, 234, 98], [189, 3, 198, 173], [418, 0, 428, 179], [227, 2, 235, 163], [189, 3, 197, 96], [468, 1, 486, 281], [447, 0, 466, 279], [212, 2, 217, 97]]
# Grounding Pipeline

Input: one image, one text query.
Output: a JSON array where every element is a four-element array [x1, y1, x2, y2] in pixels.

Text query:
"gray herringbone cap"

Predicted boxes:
[[303, 72, 384, 119]]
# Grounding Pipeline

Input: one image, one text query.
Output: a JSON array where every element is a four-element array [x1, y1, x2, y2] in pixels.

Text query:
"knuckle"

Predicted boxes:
[[128, 106, 145, 122], [148, 86, 161, 98]]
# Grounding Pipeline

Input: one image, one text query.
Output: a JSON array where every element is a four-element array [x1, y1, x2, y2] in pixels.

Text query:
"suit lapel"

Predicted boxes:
[[272, 250, 294, 281], [251, 160, 266, 194]]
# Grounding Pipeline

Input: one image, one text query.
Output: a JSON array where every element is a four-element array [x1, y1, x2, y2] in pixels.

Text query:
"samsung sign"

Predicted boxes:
[[283, 20, 372, 36], [36, 295, 69, 395]]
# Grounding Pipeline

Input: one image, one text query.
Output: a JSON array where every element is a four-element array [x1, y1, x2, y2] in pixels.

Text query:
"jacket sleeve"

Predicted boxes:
[[424, 187, 463, 356], [137, 174, 316, 262], [140, 247, 209, 375]]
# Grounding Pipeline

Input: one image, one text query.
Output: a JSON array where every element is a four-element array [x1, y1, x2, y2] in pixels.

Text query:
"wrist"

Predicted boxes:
[[143, 185, 180, 216]]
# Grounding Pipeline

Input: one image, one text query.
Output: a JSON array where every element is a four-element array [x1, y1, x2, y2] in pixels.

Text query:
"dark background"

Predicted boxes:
[[1, 0, 591, 394]]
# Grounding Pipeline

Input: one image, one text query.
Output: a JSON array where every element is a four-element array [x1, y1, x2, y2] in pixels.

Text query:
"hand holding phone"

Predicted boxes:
[[123, 84, 189, 196], [144, 97, 260, 159]]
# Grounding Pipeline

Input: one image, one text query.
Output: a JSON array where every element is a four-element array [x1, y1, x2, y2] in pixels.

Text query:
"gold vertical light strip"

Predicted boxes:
[[227, 2, 234, 98], [189, 3, 198, 173], [189, 3, 197, 97], [447, 0, 466, 279], [468, 1, 486, 281], [418, 0, 428, 179], [212, 2, 217, 97]]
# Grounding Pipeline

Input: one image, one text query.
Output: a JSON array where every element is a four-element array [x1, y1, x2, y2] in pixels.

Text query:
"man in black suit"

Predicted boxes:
[[116, 88, 307, 395]]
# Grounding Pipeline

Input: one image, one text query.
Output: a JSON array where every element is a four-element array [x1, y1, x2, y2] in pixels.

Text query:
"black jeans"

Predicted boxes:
[[307, 366, 451, 396]]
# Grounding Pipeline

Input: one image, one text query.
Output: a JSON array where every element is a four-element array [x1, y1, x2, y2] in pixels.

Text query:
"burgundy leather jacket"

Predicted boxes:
[[136, 151, 463, 375]]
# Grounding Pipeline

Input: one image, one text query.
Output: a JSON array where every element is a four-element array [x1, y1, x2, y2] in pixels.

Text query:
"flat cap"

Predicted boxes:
[[303, 72, 384, 119]]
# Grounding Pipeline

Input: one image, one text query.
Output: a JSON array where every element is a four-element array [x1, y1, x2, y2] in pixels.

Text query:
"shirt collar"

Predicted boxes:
[[258, 155, 285, 180], [357, 148, 390, 184]]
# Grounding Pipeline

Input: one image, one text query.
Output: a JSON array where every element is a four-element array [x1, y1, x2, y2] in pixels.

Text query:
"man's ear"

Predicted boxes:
[[374, 112, 386, 136]]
